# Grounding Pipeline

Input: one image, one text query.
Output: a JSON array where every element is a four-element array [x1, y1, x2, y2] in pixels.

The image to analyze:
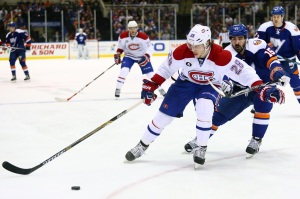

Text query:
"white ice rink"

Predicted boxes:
[[1, 57, 300, 199]]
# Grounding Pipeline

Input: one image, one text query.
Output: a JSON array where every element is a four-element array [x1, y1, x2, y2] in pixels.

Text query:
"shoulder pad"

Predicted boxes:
[[257, 21, 273, 32], [119, 31, 129, 39], [136, 32, 148, 40], [173, 44, 194, 60], [247, 38, 267, 54]]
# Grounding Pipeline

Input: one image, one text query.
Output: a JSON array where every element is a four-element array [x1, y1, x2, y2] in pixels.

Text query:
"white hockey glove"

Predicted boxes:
[[221, 80, 234, 95]]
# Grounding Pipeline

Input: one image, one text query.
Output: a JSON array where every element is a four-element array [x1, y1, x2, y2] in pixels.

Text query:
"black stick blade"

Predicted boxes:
[[2, 161, 33, 175]]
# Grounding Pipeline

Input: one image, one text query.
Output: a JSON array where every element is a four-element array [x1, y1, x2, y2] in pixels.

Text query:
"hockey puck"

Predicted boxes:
[[71, 186, 80, 190]]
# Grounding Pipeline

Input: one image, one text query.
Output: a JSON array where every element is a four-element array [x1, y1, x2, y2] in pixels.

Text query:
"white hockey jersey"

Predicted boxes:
[[116, 31, 153, 60], [155, 43, 261, 87]]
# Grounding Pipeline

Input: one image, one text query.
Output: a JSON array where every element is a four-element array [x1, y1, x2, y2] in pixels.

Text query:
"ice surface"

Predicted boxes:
[[0, 58, 300, 199]]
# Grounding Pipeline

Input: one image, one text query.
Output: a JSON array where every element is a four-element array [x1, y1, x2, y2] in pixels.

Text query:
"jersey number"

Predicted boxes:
[[264, 47, 276, 57], [230, 59, 244, 75]]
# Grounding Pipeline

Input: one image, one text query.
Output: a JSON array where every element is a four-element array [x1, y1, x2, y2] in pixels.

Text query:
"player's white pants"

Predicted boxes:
[[78, 44, 88, 59]]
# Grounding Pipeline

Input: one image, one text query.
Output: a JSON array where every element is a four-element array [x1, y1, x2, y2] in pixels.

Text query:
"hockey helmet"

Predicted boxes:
[[229, 24, 248, 39], [128, 20, 138, 28], [186, 24, 211, 46], [271, 6, 285, 16], [7, 22, 16, 28]]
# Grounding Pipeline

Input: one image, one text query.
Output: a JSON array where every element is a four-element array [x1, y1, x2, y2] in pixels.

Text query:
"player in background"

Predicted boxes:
[[184, 24, 289, 158], [124, 24, 285, 168], [219, 26, 230, 48], [74, 28, 88, 59], [114, 20, 165, 98], [2, 22, 31, 82], [256, 6, 300, 105]]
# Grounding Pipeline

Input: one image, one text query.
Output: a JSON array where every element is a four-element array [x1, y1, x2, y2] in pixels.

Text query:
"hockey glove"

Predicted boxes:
[[141, 79, 158, 105], [114, 53, 121, 65], [2, 44, 7, 51], [270, 67, 290, 87], [25, 46, 31, 51], [258, 86, 285, 104], [221, 80, 234, 95], [138, 54, 150, 67]]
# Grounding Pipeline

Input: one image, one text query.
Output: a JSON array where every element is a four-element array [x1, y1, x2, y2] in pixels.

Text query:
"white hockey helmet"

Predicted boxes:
[[128, 20, 138, 28], [187, 24, 211, 46]]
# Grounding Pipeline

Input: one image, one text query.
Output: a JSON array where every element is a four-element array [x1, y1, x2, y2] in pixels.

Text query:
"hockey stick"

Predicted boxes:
[[2, 46, 25, 51], [2, 100, 143, 175], [55, 63, 116, 102], [208, 80, 279, 98], [277, 55, 300, 67]]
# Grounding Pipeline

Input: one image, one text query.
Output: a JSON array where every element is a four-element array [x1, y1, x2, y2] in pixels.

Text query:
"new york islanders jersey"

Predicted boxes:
[[256, 21, 300, 60], [5, 29, 31, 50], [225, 38, 281, 83], [75, 33, 87, 45], [155, 43, 261, 87], [116, 31, 153, 60]]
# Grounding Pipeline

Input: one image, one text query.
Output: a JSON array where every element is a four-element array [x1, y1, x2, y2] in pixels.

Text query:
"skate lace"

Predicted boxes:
[[188, 138, 199, 150], [194, 147, 207, 159], [248, 138, 261, 151], [130, 143, 147, 158]]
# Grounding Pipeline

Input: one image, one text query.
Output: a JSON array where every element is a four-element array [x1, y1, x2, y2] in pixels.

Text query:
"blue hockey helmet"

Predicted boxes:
[[7, 22, 16, 28], [229, 24, 248, 39], [271, 6, 285, 16]]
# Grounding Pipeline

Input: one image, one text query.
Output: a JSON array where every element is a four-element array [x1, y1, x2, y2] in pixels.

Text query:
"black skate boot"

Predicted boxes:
[[193, 146, 207, 169], [125, 141, 148, 161], [184, 137, 198, 153], [246, 137, 262, 158], [24, 75, 30, 81], [11, 75, 16, 82], [115, 88, 121, 98]]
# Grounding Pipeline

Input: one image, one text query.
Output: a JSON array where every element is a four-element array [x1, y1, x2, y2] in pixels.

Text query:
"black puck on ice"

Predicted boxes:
[[71, 186, 80, 190]]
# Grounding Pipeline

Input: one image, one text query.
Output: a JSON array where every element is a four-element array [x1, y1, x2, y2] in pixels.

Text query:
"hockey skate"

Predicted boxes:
[[11, 75, 16, 82], [193, 146, 207, 169], [115, 88, 121, 98], [125, 141, 148, 162], [24, 75, 30, 81], [246, 137, 262, 159], [183, 137, 198, 154]]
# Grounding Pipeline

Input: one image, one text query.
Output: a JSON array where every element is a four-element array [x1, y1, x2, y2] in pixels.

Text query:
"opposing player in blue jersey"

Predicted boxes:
[[2, 22, 31, 82], [184, 24, 289, 158], [256, 6, 300, 105], [74, 28, 88, 59]]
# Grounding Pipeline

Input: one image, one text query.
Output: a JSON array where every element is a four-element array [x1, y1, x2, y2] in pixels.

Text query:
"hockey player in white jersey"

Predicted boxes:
[[124, 24, 285, 168], [184, 24, 288, 158], [74, 28, 88, 59], [114, 20, 165, 98], [256, 6, 300, 105]]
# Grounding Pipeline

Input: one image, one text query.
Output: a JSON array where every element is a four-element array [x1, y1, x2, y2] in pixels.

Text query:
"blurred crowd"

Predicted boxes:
[[0, 0, 102, 43], [192, 0, 300, 39]]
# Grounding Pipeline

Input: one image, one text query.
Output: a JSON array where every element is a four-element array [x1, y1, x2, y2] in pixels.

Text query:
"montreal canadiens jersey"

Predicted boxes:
[[116, 31, 153, 60], [155, 43, 261, 87], [225, 38, 281, 83], [5, 29, 31, 50], [75, 33, 87, 45], [256, 21, 300, 60]]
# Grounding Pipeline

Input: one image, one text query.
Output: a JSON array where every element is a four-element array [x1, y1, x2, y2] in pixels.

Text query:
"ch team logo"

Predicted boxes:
[[128, 43, 140, 50], [188, 71, 214, 84]]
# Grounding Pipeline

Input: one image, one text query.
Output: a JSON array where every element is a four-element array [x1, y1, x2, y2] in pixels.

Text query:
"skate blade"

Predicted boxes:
[[246, 154, 254, 159], [194, 163, 202, 170]]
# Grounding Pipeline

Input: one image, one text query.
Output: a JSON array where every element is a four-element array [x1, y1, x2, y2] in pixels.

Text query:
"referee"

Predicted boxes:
[[219, 26, 230, 49]]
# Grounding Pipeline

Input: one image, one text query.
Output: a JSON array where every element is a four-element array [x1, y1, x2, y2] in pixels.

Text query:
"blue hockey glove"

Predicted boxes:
[[141, 79, 158, 105], [138, 54, 150, 67], [221, 80, 234, 95], [270, 67, 290, 86], [25, 46, 31, 51], [258, 86, 285, 104], [114, 53, 121, 65]]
